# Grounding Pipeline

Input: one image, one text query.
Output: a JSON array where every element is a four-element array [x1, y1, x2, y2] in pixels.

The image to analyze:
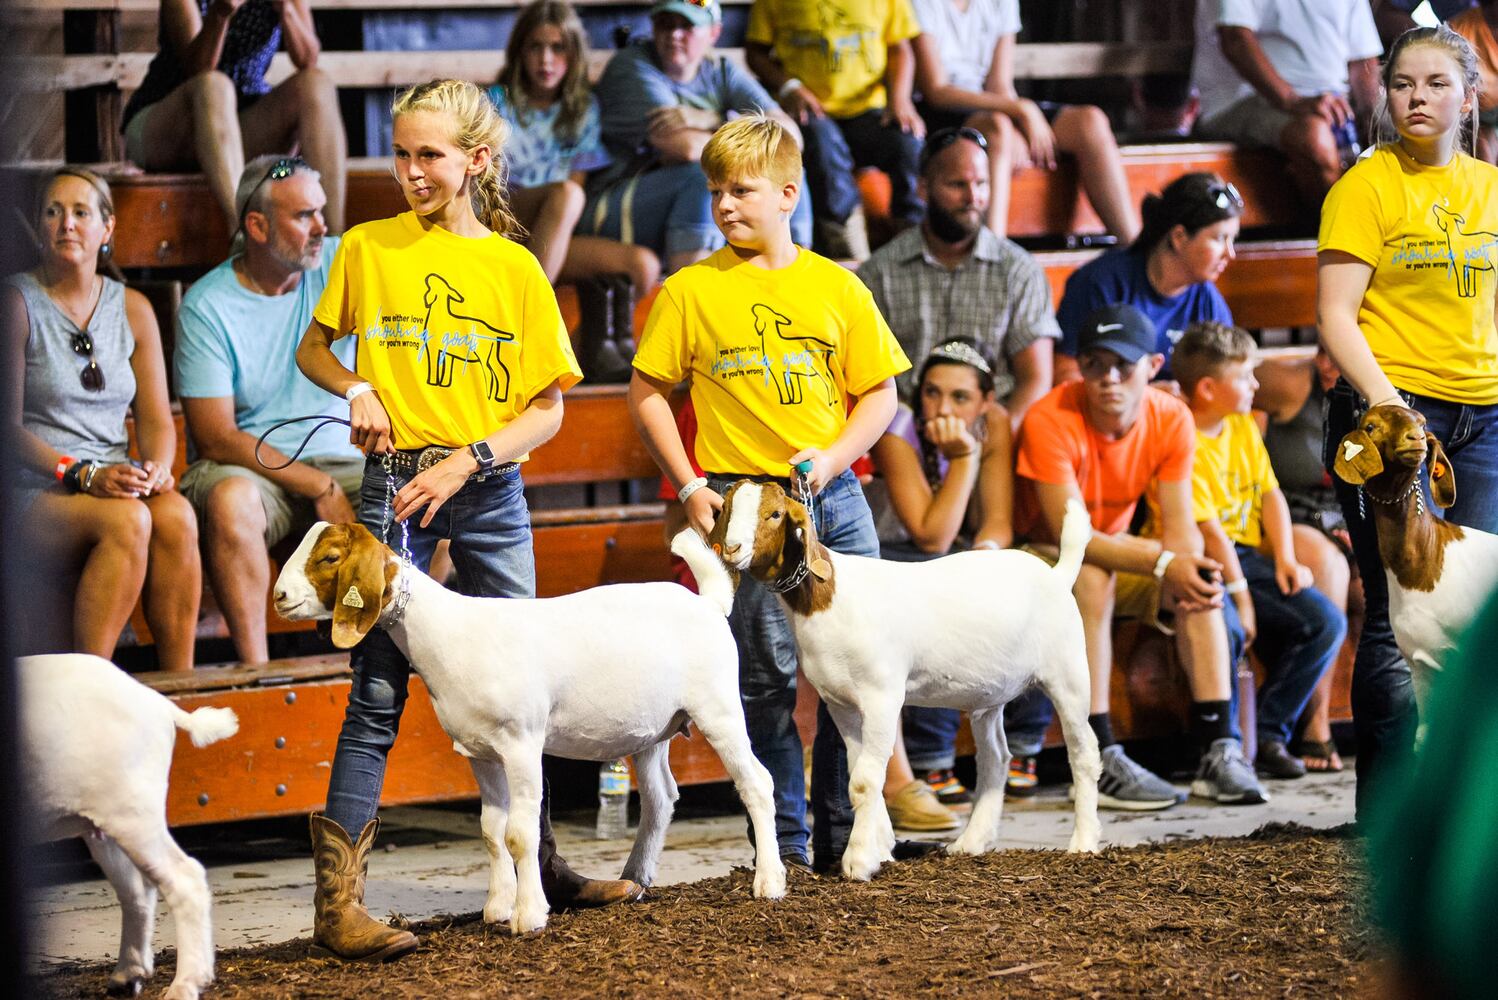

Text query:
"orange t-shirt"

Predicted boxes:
[[1449, 9, 1498, 113], [1014, 381, 1195, 542]]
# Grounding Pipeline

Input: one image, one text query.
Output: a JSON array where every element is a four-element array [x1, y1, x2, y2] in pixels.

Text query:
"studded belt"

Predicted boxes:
[[386, 447, 517, 482]]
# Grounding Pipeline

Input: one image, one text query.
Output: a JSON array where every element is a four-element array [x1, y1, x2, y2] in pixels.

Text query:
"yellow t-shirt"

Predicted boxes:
[[633, 246, 911, 476], [1319, 144, 1498, 405], [746, 0, 920, 118], [1189, 413, 1279, 549], [313, 213, 582, 452]]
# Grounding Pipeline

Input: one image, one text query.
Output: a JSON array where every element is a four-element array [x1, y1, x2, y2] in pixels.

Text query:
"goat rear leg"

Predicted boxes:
[[1045, 668, 1102, 853], [85, 832, 156, 996], [107, 821, 214, 1000], [470, 759, 516, 925], [621, 742, 677, 889], [694, 703, 785, 899], [825, 699, 898, 882], [501, 747, 549, 934], [948, 707, 1008, 856]]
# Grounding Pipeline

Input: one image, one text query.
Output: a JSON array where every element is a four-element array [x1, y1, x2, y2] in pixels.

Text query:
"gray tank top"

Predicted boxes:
[[8, 271, 136, 490], [1263, 377, 1328, 495]]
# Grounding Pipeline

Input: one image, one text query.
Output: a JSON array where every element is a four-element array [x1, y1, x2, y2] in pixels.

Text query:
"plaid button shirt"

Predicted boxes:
[[858, 227, 1060, 400]]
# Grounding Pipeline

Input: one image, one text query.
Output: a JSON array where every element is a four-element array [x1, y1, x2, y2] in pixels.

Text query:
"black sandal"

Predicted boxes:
[[1295, 739, 1344, 773]]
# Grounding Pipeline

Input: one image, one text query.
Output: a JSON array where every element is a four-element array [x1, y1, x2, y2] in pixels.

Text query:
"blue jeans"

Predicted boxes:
[[706, 469, 879, 868], [1235, 545, 1347, 747], [1003, 578, 1247, 757], [584, 163, 814, 263], [801, 110, 923, 226], [879, 539, 961, 772], [1324, 381, 1498, 820], [324, 459, 535, 834]]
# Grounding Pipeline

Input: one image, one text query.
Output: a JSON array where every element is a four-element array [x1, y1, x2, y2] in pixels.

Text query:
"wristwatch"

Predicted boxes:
[[468, 440, 497, 472]]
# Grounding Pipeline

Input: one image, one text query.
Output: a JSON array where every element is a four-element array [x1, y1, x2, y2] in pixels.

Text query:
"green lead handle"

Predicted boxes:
[[793, 460, 813, 475]]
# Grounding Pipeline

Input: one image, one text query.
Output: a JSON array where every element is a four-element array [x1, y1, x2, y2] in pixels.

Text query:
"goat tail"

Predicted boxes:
[[1052, 498, 1091, 589], [670, 528, 737, 617], [170, 705, 240, 749]]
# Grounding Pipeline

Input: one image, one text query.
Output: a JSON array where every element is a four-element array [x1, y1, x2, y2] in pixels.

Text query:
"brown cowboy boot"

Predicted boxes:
[[536, 809, 643, 908], [310, 813, 419, 962]]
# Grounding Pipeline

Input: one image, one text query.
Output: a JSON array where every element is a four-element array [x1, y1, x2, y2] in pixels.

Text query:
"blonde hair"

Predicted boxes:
[[499, 0, 592, 142], [1172, 321, 1257, 399], [391, 79, 521, 237], [700, 113, 802, 188], [34, 167, 124, 281], [1373, 24, 1482, 155]]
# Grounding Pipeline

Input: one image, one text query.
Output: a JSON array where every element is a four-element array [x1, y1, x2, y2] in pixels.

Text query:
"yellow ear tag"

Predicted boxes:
[[341, 586, 365, 609], [810, 557, 832, 580], [1341, 441, 1364, 462]]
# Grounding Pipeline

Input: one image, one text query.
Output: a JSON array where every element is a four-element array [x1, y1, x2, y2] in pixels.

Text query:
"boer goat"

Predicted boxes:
[[21, 653, 238, 1000], [711, 483, 1102, 881], [1334, 404, 1498, 722], [273, 522, 785, 934]]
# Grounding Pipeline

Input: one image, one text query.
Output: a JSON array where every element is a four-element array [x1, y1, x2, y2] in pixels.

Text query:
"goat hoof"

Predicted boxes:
[[753, 864, 788, 900], [106, 976, 145, 997], [509, 908, 549, 935], [482, 903, 513, 925]]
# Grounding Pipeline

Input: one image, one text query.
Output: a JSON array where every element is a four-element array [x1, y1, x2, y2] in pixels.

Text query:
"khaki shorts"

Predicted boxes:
[[1197, 93, 1296, 151], [179, 456, 367, 548], [1019, 543, 1172, 634]]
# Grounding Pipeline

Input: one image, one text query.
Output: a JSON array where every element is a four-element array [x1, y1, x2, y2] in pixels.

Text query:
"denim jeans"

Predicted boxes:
[[323, 458, 535, 834], [584, 162, 814, 262], [1324, 381, 1498, 820], [1003, 577, 1247, 757], [1235, 545, 1347, 747], [706, 469, 879, 867], [801, 110, 924, 226]]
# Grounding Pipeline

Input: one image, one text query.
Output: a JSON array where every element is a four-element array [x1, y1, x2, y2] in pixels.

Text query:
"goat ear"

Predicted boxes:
[[330, 526, 389, 649], [788, 499, 832, 581], [1426, 433, 1456, 509], [1333, 429, 1383, 485]]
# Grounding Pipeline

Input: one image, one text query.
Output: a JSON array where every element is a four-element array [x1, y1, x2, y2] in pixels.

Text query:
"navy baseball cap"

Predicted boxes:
[[1077, 304, 1157, 364]]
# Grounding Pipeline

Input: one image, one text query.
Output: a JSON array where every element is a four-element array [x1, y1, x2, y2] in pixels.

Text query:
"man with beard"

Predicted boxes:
[[175, 155, 363, 664], [858, 127, 1059, 433]]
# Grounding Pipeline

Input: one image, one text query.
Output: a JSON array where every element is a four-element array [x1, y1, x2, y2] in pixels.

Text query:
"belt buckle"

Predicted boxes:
[[416, 446, 453, 474]]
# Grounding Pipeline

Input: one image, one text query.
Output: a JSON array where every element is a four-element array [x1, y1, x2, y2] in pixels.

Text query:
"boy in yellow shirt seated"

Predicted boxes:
[[628, 113, 912, 873], [1168, 322, 1348, 780]]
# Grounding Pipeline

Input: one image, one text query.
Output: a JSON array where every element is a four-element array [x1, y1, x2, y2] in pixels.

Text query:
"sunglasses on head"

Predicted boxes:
[[72, 330, 104, 392], [235, 156, 308, 233], [1207, 181, 1243, 212], [919, 126, 988, 172]]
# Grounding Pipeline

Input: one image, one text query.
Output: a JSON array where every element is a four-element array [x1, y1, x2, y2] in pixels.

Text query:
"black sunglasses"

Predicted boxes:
[[235, 156, 308, 233], [72, 330, 104, 392], [919, 126, 988, 172], [1208, 181, 1244, 212]]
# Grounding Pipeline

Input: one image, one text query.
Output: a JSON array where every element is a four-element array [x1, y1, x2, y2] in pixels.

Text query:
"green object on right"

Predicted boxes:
[[793, 460, 813, 475]]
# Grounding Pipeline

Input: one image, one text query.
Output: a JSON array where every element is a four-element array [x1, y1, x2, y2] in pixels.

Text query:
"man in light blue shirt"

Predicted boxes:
[[176, 156, 361, 664]]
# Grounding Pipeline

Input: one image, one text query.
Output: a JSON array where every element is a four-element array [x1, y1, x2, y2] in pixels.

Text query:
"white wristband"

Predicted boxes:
[[677, 476, 709, 504], [345, 382, 374, 403], [1152, 549, 1176, 580], [778, 77, 804, 100], [971, 540, 1001, 551], [1224, 578, 1248, 595]]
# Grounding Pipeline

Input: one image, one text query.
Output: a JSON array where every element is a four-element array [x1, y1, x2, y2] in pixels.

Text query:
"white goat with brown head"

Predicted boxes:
[[273, 522, 784, 934], [710, 483, 1101, 881], [1334, 404, 1498, 719]]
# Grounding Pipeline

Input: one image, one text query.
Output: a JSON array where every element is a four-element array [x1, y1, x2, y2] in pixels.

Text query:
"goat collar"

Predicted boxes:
[[764, 553, 812, 594], [375, 557, 413, 630], [1366, 469, 1424, 511]]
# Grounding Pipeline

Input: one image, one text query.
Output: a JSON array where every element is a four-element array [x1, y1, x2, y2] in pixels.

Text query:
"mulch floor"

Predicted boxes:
[[35, 823, 1376, 998]]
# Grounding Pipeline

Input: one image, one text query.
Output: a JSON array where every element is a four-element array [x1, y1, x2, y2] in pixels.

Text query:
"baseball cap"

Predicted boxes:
[[650, 0, 721, 27], [1076, 303, 1158, 364]]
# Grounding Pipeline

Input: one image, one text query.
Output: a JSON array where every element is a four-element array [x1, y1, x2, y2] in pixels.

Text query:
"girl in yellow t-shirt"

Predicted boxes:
[[293, 79, 629, 963], [1316, 25, 1498, 819]]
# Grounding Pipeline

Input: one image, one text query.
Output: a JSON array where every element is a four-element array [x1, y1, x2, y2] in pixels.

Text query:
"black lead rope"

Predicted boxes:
[[253, 414, 353, 471]]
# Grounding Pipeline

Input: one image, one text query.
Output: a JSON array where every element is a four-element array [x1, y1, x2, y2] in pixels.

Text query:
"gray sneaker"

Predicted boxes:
[[1191, 738, 1270, 805], [1075, 744, 1183, 811]]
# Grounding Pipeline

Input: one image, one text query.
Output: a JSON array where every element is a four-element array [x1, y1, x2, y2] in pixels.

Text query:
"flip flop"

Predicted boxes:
[[1296, 738, 1343, 773]]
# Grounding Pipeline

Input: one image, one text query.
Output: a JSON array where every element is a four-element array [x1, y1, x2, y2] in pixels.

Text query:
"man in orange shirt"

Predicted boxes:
[[1005, 305, 1263, 810]]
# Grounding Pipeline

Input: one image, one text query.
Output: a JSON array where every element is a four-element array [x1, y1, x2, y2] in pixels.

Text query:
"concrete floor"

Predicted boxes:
[[29, 767, 1355, 969]]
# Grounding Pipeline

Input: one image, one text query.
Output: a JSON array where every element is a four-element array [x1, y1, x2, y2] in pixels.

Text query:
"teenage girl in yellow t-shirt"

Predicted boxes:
[[293, 79, 633, 964], [1316, 25, 1498, 819]]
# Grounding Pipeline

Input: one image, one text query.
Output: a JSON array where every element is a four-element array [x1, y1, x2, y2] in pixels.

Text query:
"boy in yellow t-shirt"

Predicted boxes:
[[745, 0, 925, 257], [629, 114, 910, 872], [1170, 322, 1347, 782]]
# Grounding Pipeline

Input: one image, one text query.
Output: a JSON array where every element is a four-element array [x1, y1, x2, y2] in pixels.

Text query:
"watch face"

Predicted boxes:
[[471, 441, 496, 467]]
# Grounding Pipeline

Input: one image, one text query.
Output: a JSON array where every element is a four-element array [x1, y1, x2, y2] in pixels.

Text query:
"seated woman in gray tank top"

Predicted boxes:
[[3, 168, 202, 673]]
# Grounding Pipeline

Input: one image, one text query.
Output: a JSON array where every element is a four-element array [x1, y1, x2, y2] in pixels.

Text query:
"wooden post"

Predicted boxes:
[[64, 7, 123, 163]]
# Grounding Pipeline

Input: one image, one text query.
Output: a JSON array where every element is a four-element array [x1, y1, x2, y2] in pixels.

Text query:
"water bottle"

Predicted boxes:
[[1334, 117, 1362, 171], [595, 758, 631, 839]]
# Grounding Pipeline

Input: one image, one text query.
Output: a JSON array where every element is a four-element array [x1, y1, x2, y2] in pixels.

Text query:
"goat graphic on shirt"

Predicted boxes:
[[415, 273, 516, 402], [707, 304, 840, 407], [1431, 205, 1498, 299]]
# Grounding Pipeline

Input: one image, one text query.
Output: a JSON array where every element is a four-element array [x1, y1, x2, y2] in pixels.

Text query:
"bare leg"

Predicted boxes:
[[142, 491, 201, 673], [1051, 104, 1140, 242], [964, 110, 1016, 237], [28, 493, 150, 658], [559, 236, 662, 292], [240, 68, 348, 232], [1072, 564, 1117, 713], [132, 72, 244, 234], [1174, 603, 1233, 703], [509, 182, 587, 282], [1289, 524, 1350, 756], [1278, 114, 1343, 207], [202, 477, 270, 665], [882, 726, 916, 798]]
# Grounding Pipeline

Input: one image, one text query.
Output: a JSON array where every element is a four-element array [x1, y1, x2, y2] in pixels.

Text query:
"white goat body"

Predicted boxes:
[[20, 653, 238, 1000], [715, 484, 1102, 881], [274, 522, 784, 935]]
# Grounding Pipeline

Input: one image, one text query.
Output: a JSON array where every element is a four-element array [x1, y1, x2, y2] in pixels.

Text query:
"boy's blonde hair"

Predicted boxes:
[[1172, 321, 1257, 398], [700, 113, 802, 188], [391, 79, 521, 237]]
